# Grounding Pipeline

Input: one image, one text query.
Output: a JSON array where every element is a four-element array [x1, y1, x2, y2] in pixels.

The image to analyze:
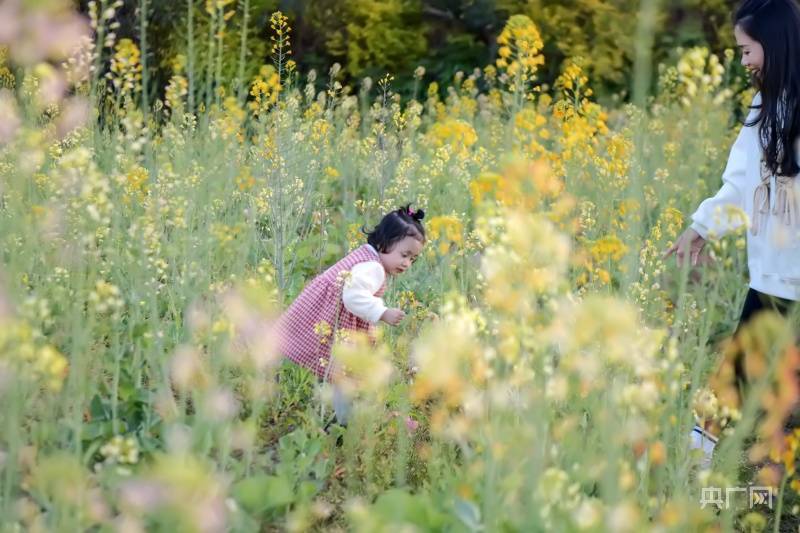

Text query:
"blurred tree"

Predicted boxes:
[[665, 0, 735, 51], [416, 1, 501, 90], [497, 0, 650, 92], [338, 0, 428, 79], [75, 0, 742, 103]]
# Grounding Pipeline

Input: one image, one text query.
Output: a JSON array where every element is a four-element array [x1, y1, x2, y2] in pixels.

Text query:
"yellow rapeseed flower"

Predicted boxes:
[[107, 38, 142, 94], [427, 119, 478, 157], [427, 215, 464, 255], [496, 15, 545, 85], [589, 235, 628, 263]]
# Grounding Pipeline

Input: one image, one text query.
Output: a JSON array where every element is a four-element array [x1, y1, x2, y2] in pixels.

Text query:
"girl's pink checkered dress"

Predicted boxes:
[[278, 244, 386, 380]]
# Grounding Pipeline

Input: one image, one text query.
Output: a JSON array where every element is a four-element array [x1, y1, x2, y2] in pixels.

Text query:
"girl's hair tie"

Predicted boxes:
[[397, 204, 425, 221]]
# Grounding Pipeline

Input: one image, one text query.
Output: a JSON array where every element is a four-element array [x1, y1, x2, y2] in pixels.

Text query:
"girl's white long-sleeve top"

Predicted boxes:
[[341, 255, 387, 323], [690, 93, 800, 301]]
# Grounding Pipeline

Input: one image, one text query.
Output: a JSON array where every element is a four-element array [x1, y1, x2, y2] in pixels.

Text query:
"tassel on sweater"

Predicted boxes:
[[751, 159, 798, 235]]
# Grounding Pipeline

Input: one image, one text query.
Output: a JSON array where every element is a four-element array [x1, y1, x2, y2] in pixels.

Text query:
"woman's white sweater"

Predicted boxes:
[[690, 93, 800, 301]]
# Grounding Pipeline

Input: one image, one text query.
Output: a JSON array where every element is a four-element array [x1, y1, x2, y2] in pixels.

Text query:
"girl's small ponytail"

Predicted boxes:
[[400, 204, 425, 222]]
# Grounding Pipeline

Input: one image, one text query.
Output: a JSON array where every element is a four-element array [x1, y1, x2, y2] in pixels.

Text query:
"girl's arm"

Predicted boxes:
[[689, 94, 760, 239], [342, 261, 388, 324]]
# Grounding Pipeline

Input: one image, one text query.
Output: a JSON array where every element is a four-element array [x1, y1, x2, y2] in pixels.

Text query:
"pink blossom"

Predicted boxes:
[[56, 97, 89, 138], [0, 0, 89, 65], [0, 91, 20, 144]]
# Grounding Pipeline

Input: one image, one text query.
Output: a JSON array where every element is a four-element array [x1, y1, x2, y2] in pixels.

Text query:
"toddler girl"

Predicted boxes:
[[277, 205, 426, 422]]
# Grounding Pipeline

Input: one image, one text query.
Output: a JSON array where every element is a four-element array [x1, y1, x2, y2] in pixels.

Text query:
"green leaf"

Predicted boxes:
[[89, 394, 108, 420], [82, 420, 112, 441], [297, 480, 319, 502], [454, 498, 483, 532], [233, 474, 294, 516], [118, 382, 135, 402], [132, 322, 148, 340], [371, 489, 446, 529]]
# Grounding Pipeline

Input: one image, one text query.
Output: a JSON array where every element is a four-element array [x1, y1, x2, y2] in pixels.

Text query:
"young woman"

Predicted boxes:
[[665, 0, 800, 467]]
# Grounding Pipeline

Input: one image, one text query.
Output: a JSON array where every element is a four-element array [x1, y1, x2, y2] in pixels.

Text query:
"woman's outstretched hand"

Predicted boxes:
[[663, 227, 707, 267]]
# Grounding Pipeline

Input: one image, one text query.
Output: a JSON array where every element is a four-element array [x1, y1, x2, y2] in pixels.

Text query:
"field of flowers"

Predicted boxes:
[[2, 1, 800, 531]]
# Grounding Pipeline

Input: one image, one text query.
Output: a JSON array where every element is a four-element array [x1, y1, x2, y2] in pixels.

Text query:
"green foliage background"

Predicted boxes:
[[79, 0, 738, 100]]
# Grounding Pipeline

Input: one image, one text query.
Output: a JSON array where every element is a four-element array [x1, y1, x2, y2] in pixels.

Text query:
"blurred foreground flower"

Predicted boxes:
[[0, 89, 20, 144], [332, 330, 394, 399], [0, 0, 89, 66], [218, 272, 281, 371], [119, 454, 229, 533]]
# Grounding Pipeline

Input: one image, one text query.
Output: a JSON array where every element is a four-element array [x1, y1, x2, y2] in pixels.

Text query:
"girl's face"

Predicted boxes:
[[735, 24, 764, 79], [379, 235, 423, 275]]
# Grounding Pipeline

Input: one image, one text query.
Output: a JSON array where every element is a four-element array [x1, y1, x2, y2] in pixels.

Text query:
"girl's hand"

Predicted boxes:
[[663, 227, 707, 267], [380, 308, 406, 325]]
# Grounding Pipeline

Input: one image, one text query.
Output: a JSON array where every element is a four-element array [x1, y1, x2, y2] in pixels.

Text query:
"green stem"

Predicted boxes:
[[773, 472, 789, 533], [205, 6, 215, 111], [139, 0, 149, 119], [632, 0, 660, 107], [214, 4, 224, 108], [187, 0, 195, 114], [90, 0, 109, 105], [236, 0, 250, 103], [111, 330, 122, 435]]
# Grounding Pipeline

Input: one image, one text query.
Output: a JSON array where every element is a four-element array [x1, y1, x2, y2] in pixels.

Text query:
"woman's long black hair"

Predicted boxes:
[[736, 0, 800, 176]]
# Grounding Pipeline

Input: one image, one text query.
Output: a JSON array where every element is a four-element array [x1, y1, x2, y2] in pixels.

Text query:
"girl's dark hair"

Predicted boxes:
[[736, 0, 800, 176], [364, 204, 426, 253]]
